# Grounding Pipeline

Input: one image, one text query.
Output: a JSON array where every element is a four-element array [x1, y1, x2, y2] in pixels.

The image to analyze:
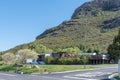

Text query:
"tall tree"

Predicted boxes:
[[108, 29, 120, 62]]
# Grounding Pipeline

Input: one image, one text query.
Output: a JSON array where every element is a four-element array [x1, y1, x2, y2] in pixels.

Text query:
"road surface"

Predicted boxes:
[[0, 65, 118, 80]]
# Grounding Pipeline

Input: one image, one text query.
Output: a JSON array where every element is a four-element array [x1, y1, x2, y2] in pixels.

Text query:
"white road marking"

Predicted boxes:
[[64, 76, 97, 80], [0, 73, 16, 77], [75, 72, 111, 77], [52, 70, 82, 74], [64, 72, 112, 80]]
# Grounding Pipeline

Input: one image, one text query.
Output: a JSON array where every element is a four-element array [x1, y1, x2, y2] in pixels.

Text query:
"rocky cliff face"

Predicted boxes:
[[72, 0, 120, 19], [101, 16, 120, 29]]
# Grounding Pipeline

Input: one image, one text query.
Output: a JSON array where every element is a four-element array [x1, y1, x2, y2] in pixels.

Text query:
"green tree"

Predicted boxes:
[[0, 53, 2, 61], [87, 48, 93, 53], [62, 47, 82, 54], [28, 43, 52, 53], [93, 49, 100, 54], [2, 52, 16, 64], [81, 55, 89, 69], [78, 44, 85, 51], [44, 56, 54, 64], [53, 47, 63, 52], [16, 49, 37, 64], [108, 29, 120, 62]]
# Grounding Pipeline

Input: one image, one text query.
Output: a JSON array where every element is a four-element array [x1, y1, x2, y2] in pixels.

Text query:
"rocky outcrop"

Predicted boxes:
[[101, 16, 120, 29], [72, 0, 120, 19]]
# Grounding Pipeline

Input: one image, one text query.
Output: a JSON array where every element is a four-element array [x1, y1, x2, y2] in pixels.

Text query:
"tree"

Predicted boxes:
[[16, 49, 37, 64], [81, 55, 89, 69], [62, 47, 82, 54], [2, 52, 16, 64], [0, 53, 3, 61], [93, 49, 100, 54], [28, 43, 52, 53], [87, 48, 93, 53], [78, 44, 85, 51], [108, 29, 120, 62], [44, 56, 54, 64]]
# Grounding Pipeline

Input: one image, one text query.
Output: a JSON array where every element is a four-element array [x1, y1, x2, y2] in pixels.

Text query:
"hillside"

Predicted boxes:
[[5, 0, 120, 53]]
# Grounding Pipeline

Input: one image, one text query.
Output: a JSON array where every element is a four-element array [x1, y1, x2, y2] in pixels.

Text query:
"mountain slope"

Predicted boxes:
[[6, 0, 120, 53]]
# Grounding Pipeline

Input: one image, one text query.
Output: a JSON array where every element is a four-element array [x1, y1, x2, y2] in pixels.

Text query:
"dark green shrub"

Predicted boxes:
[[51, 58, 59, 64], [0, 65, 16, 72], [44, 56, 87, 65], [58, 57, 81, 65], [44, 56, 54, 64]]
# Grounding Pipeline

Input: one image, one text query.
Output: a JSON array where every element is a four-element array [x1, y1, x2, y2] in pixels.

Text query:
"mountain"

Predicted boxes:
[[72, 0, 120, 19], [5, 0, 120, 53]]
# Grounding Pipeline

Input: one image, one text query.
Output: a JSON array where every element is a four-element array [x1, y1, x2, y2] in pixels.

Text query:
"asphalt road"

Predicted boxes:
[[0, 65, 118, 80]]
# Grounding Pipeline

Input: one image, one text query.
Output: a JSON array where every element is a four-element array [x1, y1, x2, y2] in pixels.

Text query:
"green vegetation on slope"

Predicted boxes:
[[35, 11, 120, 53]]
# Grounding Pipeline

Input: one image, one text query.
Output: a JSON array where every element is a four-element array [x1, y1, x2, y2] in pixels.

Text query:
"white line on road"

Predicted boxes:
[[64, 76, 97, 80], [75, 72, 111, 78], [52, 69, 94, 74]]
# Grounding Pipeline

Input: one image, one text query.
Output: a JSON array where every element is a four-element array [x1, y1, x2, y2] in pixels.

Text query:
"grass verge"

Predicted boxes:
[[0, 64, 93, 74]]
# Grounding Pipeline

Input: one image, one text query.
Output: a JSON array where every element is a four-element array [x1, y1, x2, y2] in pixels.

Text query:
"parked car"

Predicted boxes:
[[26, 60, 45, 65], [37, 61, 45, 65], [26, 60, 38, 64]]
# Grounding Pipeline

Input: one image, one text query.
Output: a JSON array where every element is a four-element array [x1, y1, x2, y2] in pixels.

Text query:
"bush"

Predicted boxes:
[[44, 57, 82, 65], [51, 58, 59, 64], [2, 53, 16, 64], [0, 61, 4, 65], [73, 58, 82, 64], [0, 55, 2, 61], [58, 57, 82, 65], [44, 56, 54, 64], [0, 64, 16, 72], [81, 56, 89, 64]]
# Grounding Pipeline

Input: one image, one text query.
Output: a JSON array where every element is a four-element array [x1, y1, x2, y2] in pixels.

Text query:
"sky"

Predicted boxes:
[[0, 0, 90, 52]]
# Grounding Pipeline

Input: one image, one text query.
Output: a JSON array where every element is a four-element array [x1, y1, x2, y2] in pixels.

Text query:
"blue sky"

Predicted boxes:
[[0, 0, 90, 51]]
